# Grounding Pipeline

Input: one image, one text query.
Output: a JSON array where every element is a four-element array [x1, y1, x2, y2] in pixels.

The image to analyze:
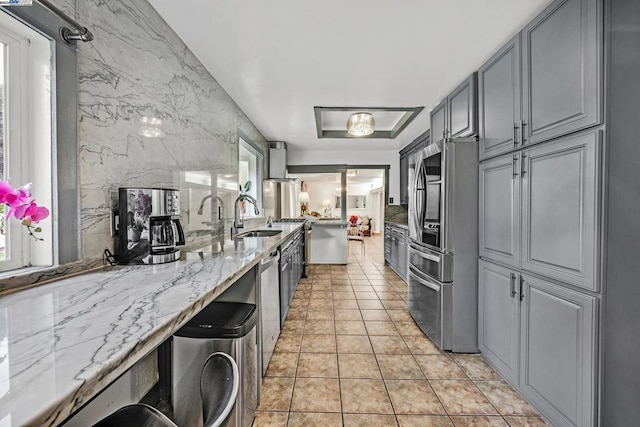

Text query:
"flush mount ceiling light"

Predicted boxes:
[[314, 106, 424, 139], [347, 112, 375, 136]]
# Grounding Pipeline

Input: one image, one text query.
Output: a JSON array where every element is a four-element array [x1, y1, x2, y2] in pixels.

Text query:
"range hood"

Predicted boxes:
[[267, 141, 295, 181]]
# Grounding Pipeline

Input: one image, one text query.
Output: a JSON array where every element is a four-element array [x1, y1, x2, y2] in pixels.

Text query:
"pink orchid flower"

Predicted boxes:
[[7, 201, 48, 223], [15, 202, 49, 223], [0, 181, 32, 207]]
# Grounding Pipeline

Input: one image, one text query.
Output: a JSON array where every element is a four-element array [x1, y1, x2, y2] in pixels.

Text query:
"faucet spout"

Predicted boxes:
[[232, 194, 260, 238], [197, 194, 224, 219]]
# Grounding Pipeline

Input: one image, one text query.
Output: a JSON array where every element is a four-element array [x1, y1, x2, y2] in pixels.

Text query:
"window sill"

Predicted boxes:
[[0, 260, 103, 296]]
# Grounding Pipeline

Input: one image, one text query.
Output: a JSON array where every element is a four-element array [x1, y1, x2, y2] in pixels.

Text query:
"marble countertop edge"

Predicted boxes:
[[0, 223, 304, 427]]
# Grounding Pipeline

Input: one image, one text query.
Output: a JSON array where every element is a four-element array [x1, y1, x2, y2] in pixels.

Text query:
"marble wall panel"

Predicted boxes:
[[75, 0, 268, 263]]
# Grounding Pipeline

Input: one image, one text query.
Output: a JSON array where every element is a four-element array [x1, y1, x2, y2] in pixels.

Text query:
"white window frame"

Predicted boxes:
[[0, 11, 52, 273], [238, 137, 263, 218]]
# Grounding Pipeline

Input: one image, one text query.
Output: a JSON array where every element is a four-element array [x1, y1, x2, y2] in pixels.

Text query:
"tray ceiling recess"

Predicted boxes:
[[314, 106, 424, 139]]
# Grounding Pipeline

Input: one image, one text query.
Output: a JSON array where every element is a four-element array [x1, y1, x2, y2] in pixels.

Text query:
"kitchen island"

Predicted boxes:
[[0, 223, 303, 427], [308, 219, 348, 264]]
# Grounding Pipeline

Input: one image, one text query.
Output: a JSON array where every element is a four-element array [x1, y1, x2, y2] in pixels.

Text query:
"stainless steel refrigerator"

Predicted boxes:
[[407, 138, 478, 352]]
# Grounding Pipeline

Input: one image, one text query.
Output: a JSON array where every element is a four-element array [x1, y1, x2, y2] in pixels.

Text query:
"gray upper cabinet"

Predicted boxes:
[[399, 131, 429, 206], [479, 35, 522, 160], [448, 73, 478, 139], [430, 99, 447, 144], [430, 73, 477, 144], [520, 273, 597, 427], [399, 153, 409, 205], [522, 0, 601, 145], [521, 129, 601, 291], [479, 153, 521, 268], [478, 260, 520, 385]]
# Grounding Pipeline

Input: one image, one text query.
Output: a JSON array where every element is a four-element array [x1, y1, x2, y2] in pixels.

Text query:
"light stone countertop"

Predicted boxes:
[[385, 220, 409, 229], [0, 223, 303, 427]]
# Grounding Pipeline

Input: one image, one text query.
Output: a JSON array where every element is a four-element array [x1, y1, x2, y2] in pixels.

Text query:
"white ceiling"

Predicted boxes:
[[148, 0, 553, 152]]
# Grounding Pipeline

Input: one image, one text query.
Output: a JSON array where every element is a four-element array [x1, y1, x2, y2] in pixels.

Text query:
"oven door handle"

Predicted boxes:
[[409, 265, 441, 292]]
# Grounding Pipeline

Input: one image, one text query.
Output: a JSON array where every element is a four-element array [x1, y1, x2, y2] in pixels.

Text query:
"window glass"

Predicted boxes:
[[0, 12, 53, 272], [238, 138, 263, 218]]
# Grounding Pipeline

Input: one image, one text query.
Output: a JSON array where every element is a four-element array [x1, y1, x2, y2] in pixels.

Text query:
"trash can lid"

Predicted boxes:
[[175, 302, 258, 339]]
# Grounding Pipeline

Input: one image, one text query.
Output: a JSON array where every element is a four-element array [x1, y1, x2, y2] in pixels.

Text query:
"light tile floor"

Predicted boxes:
[[255, 235, 548, 427]]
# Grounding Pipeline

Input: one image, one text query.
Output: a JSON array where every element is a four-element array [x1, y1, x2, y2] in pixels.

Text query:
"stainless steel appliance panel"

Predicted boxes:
[[409, 241, 453, 283], [263, 180, 298, 220], [407, 265, 452, 350], [410, 142, 445, 250], [259, 251, 280, 376]]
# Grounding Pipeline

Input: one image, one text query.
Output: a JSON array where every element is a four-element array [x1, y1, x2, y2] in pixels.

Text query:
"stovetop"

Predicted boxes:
[[275, 218, 306, 223]]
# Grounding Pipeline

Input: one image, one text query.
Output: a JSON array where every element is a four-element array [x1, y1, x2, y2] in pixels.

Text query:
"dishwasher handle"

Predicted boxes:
[[260, 251, 280, 271]]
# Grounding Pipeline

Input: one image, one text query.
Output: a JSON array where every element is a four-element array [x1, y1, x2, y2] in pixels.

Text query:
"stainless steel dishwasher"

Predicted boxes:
[[259, 250, 280, 376]]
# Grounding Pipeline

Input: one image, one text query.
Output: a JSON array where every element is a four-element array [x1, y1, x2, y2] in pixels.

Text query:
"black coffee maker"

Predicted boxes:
[[114, 188, 185, 264]]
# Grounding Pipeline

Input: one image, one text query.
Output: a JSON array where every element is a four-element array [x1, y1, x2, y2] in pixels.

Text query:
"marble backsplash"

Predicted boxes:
[[1, 0, 268, 292], [385, 204, 409, 225]]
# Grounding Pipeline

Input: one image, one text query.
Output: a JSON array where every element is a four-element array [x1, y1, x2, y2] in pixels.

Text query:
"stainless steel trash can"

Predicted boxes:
[[172, 302, 258, 427]]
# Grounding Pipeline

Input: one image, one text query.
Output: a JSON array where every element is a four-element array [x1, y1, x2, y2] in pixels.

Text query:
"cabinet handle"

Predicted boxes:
[[519, 275, 525, 301], [513, 122, 520, 147], [520, 154, 527, 176], [510, 273, 517, 298], [521, 120, 527, 144], [512, 155, 519, 178]]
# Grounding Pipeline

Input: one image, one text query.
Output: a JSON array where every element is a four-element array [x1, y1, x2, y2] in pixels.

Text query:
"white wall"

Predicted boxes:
[[288, 149, 400, 205]]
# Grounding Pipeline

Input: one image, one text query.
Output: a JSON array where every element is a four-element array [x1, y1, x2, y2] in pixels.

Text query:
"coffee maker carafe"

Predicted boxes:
[[115, 188, 185, 264]]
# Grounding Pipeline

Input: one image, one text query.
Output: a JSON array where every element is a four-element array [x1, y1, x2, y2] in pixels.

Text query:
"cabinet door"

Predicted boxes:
[[479, 35, 522, 160], [478, 260, 520, 385], [384, 225, 392, 264], [400, 153, 409, 205], [391, 231, 400, 269], [520, 274, 597, 427], [448, 73, 478, 139], [522, 0, 601, 145], [521, 129, 600, 290], [397, 231, 408, 280], [430, 99, 447, 144], [479, 153, 521, 268]]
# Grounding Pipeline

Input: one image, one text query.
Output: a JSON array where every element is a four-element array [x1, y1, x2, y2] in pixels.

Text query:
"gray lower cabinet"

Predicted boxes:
[[478, 0, 602, 160], [384, 222, 408, 281], [478, 260, 519, 385], [479, 128, 601, 291], [520, 273, 598, 427], [479, 259, 598, 427]]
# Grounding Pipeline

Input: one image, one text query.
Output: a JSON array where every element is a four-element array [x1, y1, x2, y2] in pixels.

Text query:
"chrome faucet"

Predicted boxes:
[[197, 194, 224, 219], [232, 194, 259, 238]]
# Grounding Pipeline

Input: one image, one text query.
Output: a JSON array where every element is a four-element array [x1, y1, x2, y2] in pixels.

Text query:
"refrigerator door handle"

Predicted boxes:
[[409, 265, 441, 292]]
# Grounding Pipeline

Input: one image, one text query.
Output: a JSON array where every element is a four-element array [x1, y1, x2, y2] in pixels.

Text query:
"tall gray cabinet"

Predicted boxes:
[[477, 0, 604, 426]]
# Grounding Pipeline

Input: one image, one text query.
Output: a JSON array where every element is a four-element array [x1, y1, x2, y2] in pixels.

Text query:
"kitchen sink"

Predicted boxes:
[[238, 230, 282, 238]]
